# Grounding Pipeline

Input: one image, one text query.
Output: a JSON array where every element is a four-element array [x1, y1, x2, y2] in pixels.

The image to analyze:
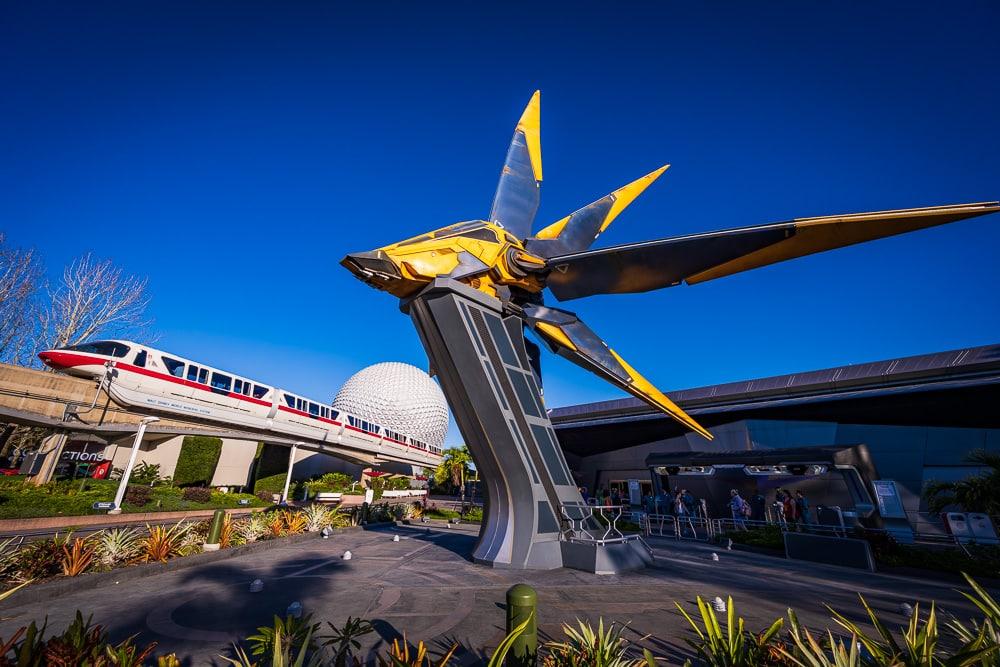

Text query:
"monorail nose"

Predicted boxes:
[[340, 250, 401, 286]]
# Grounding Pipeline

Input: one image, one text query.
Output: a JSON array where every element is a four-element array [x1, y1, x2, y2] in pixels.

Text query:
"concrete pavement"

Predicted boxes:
[[0, 523, 992, 665]]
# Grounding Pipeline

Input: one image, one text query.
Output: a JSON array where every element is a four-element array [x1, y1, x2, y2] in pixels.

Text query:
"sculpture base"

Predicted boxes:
[[560, 540, 653, 575]]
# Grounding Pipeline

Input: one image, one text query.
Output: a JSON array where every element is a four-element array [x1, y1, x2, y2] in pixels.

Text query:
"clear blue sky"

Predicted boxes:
[[3, 2, 999, 447]]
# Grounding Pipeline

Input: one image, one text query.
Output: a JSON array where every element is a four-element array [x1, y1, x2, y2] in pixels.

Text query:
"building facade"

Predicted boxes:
[[551, 344, 1000, 524]]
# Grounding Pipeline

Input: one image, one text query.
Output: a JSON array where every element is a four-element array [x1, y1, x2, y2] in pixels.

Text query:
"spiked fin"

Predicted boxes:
[[546, 201, 1000, 301], [527, 165, 669, 258], [489, 91, 543, 240], [522, 304, 712, 439]]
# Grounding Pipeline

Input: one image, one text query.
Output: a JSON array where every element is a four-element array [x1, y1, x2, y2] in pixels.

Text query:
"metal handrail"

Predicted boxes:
[[560, 504, 641, 545]]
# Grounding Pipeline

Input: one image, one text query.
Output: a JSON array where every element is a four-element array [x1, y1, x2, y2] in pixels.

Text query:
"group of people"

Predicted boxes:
[[581, 486, 625, 506], [580, 482, 814, 536], [727, 487, 811, 530]]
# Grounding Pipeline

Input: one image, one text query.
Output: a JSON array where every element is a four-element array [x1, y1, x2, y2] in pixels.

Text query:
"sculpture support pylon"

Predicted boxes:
[[404, 278, 583, 569]]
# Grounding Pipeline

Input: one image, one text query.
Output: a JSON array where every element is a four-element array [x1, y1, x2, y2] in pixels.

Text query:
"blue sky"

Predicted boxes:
[[3, 2, 999, 448]]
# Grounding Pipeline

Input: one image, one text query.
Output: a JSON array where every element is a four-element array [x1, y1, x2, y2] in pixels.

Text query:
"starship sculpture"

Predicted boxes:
[[342, 91, 998, 571]]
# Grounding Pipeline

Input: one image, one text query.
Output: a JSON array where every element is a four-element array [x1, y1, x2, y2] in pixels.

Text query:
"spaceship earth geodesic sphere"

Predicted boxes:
[[332, 362, 449, 449]]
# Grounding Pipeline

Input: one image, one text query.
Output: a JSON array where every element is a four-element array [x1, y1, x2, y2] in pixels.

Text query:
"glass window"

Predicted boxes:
[[253, 385, 269, 400], [234, 379, 243, 394], [285, 394, 295, 406], [133, 350, 147, 367], [65, 341, 131, 358], [187, 365, 199, 381], [308, 402, 319, 417], [198, 368, 208, 384], [211, 372, 232, 392], [163, 356, 185, 377], [242, 382, 251, 396]]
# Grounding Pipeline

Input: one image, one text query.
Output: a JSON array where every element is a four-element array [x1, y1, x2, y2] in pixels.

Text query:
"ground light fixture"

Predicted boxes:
[[108, 416, 159, 514]]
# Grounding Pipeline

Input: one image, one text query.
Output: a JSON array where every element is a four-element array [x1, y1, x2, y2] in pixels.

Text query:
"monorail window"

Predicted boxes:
[[65, 341, 131, 358], [253, 385, 269, 399], [234, 379, 243, 394], [211, 372, 232, 393], [242, 382, 251, 396], [284, 394, 295, 407], [198, 368, 208, 384], [308, 402, 319, 417], [163, 357, 185, 377], [133, 350, 147, 367], [187, 365, 199, 382]]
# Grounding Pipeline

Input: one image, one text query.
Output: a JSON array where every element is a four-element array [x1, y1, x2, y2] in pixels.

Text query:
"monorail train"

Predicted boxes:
[[38, 340, 444, 466]]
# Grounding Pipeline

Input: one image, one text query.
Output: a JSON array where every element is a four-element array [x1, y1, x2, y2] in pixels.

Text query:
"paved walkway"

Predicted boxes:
[[0, 524, 992, 665]]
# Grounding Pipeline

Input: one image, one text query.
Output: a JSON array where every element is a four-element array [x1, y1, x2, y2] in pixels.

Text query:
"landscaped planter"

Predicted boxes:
[[3, 521, 394, 606]]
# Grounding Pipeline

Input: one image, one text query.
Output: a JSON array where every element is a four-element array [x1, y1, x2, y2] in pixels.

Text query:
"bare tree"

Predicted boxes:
[[40, 253, 153, 352], [0, 235, 44, 365]]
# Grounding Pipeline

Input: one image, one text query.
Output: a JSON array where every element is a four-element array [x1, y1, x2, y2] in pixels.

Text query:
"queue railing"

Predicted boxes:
[[560, 504, 647, 548]]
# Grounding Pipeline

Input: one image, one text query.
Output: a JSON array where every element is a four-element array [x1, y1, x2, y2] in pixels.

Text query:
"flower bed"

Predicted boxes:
[[0, 504, 359, 590]]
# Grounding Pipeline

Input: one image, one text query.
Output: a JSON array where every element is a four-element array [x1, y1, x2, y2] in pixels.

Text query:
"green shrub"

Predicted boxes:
[[723, 525, 784, 550], [251, 443, 289, 487], [173, 435, 223, 487], [11, 538, 64, 581], [182, 487, 211, 503], [254, 473, 303, 497], [124, 485, 152, 507], [304, 472, 354, 495]]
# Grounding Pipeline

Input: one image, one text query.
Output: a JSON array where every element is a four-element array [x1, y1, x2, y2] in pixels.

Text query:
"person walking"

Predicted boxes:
[[729, 489, 748, 530], [675, 490, 696, 537], [682, 489, 695, 515], [773, 490, 786, 526], [783, 489, 800, 530], [795, 490, 811, 527]]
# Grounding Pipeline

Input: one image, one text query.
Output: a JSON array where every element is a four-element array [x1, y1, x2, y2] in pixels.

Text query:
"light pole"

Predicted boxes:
[[280, 443, 301, 504], [109, 416, 159, 514]]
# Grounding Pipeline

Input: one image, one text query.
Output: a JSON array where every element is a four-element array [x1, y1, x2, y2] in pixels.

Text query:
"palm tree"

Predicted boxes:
[[923, 449, 1000, 515], [434, 445, 473, 507]]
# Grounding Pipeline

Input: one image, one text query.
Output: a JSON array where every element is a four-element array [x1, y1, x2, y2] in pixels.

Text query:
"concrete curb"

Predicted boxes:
[[0, 507, 267, 534], [2, 522, 394, 607]]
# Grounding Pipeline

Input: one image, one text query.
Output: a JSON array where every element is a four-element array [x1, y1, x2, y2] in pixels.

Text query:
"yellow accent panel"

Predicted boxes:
[[600, 165, 669, 234], [608, 350, 713, 440], [535, 322, 577, 352], [687, 201, 1000, 285], [534, 215, 571, 240], [514, 251, 546, 267], [517, 90, 543, 182]]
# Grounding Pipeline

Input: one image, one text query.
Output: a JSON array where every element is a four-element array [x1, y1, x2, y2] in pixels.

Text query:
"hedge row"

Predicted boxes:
[[173, 436, 223, 487]]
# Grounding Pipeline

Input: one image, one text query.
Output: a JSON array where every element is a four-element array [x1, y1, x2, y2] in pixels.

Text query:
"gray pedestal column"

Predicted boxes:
[[404, 279, 588, 569]]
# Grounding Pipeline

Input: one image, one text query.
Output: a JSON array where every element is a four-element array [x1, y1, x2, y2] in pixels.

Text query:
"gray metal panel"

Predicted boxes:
[[406, 278, 581, 569]]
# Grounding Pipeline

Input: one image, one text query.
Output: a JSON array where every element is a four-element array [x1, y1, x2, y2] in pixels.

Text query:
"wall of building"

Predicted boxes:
[[566, 418, 1000, 518], [105, 435, 184, 477], [211, 439, 259, 488], [85, 435, 387, 489]]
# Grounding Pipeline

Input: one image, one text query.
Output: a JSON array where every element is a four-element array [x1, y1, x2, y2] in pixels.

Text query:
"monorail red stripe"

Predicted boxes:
[[41, 350, 441, 458]]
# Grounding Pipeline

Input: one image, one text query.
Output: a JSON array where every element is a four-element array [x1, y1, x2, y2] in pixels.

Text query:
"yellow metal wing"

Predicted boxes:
[[489, 91, 543, 239], [524, 304, 712, 440], [547, 201, 1000, 300], [528, 166, 669, 257]]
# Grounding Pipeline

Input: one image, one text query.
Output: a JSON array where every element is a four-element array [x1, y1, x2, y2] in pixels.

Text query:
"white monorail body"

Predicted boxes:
[[39, 340, 443, 468]]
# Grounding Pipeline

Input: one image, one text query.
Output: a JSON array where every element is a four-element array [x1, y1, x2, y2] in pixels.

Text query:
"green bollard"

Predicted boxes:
[[204, 509, 226, 551], [506, 583, 537, 666]]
